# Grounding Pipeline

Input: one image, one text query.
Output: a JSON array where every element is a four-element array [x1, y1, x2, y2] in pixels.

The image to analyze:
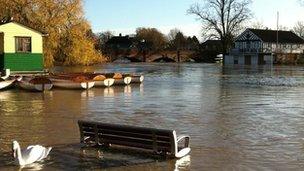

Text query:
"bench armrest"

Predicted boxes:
[[82, 136, 96, 145], [177, 135, 190, 148], [175, 135, 191, 158]]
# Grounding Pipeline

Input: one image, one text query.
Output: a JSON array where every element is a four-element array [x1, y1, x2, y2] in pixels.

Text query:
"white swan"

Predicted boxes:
[[12, 141, 52, 166]]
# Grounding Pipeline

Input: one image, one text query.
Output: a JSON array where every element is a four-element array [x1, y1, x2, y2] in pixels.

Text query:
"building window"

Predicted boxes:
[[246, 41, 250, 49], [15, 37, 31, 53], [234, 56, 238, 64]]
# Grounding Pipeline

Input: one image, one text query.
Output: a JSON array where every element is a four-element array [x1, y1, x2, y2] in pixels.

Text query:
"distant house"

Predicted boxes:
[[0, 21, 46, 71], [201, 40, 222, 51], [104, 34, 138, 61], [105, 34, 135, 50], [225, 28, 304, 65], [194, 40, 222, 63]]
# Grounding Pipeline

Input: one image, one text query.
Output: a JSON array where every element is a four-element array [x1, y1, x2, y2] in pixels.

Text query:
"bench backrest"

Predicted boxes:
[[78, 120, 177, 155]]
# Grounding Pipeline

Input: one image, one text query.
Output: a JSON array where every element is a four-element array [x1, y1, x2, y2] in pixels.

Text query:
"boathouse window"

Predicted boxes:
[[15, 37, 31, 53]]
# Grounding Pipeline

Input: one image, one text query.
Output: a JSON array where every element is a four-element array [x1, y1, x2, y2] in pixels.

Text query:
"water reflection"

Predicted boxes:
[[2, 64, 304, 170], [18, 162, 45, 171], [79, 146, 190, 171], [174, 155, 191, 171], [78, 84, 143, 99], [104, 87, 114, 97], [124, 85, 132, 95]]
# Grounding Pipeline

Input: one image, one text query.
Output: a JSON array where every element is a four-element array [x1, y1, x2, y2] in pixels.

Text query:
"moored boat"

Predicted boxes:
[[49, 72, 143, 87], [49, 75, 95, 89], [132, 75, 144, 83], [96, 73, 143, 85], [94, 77, 115, 87], [18, 76, 53, 92], [124, 74, 144, 84], [110, 73, 132, 85], [85, 74, 115, 87], [0, 77, 15, 90], [55, 72, 121, 87]]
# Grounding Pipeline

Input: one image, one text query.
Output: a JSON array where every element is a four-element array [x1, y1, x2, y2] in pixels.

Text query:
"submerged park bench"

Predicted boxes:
[[78, 120, 191, 158]]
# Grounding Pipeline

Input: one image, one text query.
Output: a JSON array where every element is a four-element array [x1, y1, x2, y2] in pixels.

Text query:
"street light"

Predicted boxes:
[[141, 39, 146, 62]]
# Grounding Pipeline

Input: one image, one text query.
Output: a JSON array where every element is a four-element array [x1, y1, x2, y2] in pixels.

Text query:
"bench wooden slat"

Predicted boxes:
[[82, 127, 172, 142], [98, 134, 172, 148], [99, 130, 171, 141], [83, 132, 172, 146], [81, 121, 173, 136], [101, 139, 171, 152]]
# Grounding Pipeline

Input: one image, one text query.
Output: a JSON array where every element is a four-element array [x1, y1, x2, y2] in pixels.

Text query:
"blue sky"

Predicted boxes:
[[84, 0, 304, 38]]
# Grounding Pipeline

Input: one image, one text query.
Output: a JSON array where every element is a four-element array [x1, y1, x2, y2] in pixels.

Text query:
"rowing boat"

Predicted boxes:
[[18, 76, 53, 92], [0, 78, 15, 90], [85, 74, 114, 87], [126, 74, 144, 84], [49, 75, 95, 89]]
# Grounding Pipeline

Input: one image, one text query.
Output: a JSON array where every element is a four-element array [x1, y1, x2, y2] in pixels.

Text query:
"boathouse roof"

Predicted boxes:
[[0, 21, 46, 35], [248, 28, 304, 44]]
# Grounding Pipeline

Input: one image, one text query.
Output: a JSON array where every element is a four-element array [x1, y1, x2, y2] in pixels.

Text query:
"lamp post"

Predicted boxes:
[[141, 39, 146, 62]]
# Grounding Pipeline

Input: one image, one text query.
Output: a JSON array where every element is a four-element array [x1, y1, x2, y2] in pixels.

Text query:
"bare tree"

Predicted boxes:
[[168, 28, 181, 42], [167, 29, 187, 50], [293, 21, 304, 38], [250, 21, 267, 29], [135, 27, 168, 51], [97, 31, 114, 47], [188, 0, 252, 57]]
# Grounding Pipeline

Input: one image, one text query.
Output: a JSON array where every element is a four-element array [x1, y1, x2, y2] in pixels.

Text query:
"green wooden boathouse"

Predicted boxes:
[[0, 21, 45, 72]]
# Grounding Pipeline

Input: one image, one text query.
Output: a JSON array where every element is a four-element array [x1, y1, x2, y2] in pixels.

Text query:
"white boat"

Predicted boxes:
[[113, 74, 144, 85], [131, 75, 144, 83], [89, 74, 115, 87], [49, 75, 95, 90], [113, 76, 132, 85], [18, 76, 53, 92], [51, 79, 95, 89], [95, 78, 115, 87], [90, 72, 131, 86], [0, 78, 15, 90]]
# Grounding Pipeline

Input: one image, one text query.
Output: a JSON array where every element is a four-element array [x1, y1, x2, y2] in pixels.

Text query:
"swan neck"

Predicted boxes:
[[15, 145, 24, 165]]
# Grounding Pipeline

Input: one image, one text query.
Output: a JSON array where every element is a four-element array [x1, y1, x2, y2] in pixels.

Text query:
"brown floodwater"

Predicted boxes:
[[1, 63, 304, 170]]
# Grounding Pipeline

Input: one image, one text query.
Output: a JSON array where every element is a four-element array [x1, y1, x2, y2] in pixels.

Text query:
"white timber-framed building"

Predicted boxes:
[[225, 28, 304, 65]]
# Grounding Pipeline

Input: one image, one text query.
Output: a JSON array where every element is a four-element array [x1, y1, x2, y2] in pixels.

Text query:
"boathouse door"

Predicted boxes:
[[244, 55, 251, 65], [258, 54, 265, 65]]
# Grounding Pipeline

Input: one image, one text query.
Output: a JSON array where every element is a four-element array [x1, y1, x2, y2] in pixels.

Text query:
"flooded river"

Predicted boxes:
[[1, 63, 304, 170]]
